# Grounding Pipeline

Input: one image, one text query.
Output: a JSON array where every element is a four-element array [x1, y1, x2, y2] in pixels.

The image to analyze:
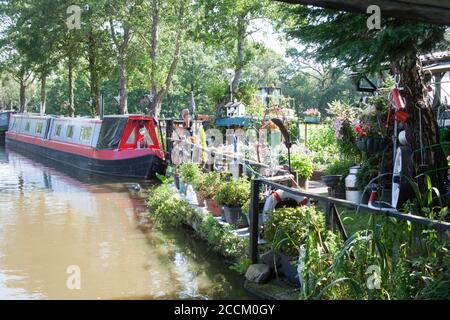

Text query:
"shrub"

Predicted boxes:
[[307, 125, 340, 165], [193, 171, 224, 199], [264, 206, 326, 257], [356, 157, 379, 189], [179, 163, 201, 184], [147, 184, 193, 228], [291, 153, 313, 180], [214, 177, 250, 207]]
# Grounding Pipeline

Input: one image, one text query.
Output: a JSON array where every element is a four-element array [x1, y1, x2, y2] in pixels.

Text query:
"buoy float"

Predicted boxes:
[[262, 189, 309, 223]]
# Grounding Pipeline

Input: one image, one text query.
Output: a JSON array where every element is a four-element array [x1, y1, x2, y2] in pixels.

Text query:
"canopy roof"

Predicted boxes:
[[277, 0, 450, 25]]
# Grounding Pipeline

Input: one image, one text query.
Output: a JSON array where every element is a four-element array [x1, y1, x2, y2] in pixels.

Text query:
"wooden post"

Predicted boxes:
[[249, 179, 260, 264], [165, 119, 174, 165]]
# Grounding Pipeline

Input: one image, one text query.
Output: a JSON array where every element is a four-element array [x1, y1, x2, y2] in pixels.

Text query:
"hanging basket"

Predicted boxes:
[[356, 137, 388, 155]]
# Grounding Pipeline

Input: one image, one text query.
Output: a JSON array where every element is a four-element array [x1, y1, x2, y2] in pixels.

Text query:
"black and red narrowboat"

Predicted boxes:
[[6, 114, 167, 179]]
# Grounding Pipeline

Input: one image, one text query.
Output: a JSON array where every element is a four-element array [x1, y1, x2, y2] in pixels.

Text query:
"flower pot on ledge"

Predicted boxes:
[[205, 198, 222, 217], [304, 116, 321, 124], [223, 206, 242, 224]]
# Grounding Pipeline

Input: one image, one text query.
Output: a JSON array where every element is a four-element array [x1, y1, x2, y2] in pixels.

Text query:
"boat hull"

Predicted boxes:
[[6, 136, 166, 179]]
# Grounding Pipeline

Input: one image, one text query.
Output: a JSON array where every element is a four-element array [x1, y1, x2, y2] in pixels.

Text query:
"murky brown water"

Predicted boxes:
[[0, 146, 252, 300]]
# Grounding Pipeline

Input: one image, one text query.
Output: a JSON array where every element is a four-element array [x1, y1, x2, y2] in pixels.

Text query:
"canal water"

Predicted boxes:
[[0, 146, 252, 300]]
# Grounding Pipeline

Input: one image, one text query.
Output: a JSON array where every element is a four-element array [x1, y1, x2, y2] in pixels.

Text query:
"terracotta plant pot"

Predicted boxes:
[[205, 198, 222, 217], [196, 191, 206, 207]]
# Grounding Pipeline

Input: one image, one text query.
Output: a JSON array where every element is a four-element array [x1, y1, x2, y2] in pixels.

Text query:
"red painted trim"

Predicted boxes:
[[6, 132, 165, 160]]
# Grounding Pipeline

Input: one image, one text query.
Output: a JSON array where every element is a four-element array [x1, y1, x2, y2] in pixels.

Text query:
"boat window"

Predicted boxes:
[[10, 118, 16, 131], [55, 124, 62, 137], [80, 126, 92, 142], [141, 127, 154, 146], [25, 122, 30, 132], [126, 129, 135, 144], [35, 122, 43, 134], [66, 125, 74, 139]]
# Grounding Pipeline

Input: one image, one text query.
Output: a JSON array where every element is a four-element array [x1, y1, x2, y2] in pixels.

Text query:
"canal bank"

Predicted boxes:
[[0, 146, 253, 299]]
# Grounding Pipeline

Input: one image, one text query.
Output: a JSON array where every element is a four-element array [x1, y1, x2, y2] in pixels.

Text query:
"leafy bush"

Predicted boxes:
[[356, 157, 379, 189], [179, 163, 201, 184], [264, 206, 326, 257], [147, 184, 193, 228], [214, 177, 250, 207], [290, 153, 314, 179], [307, 125, 339, 165], [193, 171, 224, 199]]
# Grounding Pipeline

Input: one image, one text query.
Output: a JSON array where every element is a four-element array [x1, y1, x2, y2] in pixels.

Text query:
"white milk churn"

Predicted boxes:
[[345, 166, 361, 204]]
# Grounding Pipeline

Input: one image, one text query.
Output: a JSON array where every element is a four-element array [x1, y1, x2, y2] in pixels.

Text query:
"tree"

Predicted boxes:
[[281, 4, 448, 193], [133, 0, 193, 118], [196, 0, 273, 115], [106, 0, 145, 115]]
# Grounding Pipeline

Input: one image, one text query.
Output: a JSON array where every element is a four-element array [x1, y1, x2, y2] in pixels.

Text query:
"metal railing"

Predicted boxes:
[[249, 178, 450, 264]]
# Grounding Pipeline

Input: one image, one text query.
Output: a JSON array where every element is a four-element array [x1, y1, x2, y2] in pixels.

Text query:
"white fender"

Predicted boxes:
[[262, 189, 309, 223]]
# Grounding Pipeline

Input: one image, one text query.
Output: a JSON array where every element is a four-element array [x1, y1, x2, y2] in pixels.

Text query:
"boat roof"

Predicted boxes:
[[11, 113, 154, 121]]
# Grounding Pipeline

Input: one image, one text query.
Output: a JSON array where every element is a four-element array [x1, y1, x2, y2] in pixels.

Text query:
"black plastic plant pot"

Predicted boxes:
[[321, 175, 343, 188], [356, 137, 388, 155], [223, 206, 242, 224], [279, 253, 300, 287]]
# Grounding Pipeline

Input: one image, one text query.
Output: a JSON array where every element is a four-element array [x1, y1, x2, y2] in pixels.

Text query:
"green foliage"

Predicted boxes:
[[290, 153, 313, 179], [147, 184, 193, 228], [193, 171, 224, 199], [178, 163, 201, 185], [307, 125, 339, 165], [283, 6, 447, 73], [230, 258, 252, 274], [214, 177, 250, 207], [356, 157, 379, 189], [264, 206, 326, 257]]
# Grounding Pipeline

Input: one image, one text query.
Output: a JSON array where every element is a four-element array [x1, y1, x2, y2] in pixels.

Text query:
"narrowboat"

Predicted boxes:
[[0, 111, 14, 144], [6, 114, 167, 179]]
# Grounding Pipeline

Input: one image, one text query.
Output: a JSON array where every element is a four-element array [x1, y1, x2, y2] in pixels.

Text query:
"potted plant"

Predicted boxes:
[[178, 163, 201, 195], [264, 206, 326, 287], [303, 108, 321, 123], [290, 153, 313, 190], [323, 159, 356, 199], [354, 122, 388, 155], [214, 177, 250, 224], [199, 171, 223, 216]]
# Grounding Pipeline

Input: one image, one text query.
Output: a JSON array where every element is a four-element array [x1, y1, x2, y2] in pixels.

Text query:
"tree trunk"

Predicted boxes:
[[149, 31, 182, 119], [19, 80, 26, 113], [88, 31, 100, 116], [68, 60, 75, 118], [40, 76, 47, 115], [230, 20, 246, 98], [400, 55, 447, 195], [150, 0, 160, 99], [118, 56, 128, 114]]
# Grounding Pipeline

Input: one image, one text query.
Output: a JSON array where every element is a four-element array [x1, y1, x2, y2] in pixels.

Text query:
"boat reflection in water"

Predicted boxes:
[[0, 146, 251, 300]]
